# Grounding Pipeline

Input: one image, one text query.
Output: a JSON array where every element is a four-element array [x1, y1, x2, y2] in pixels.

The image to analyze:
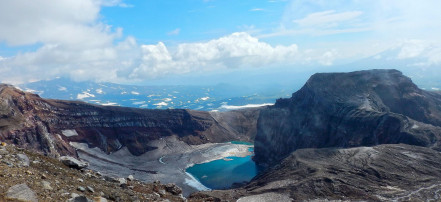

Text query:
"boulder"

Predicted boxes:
[[67, 195, 93, 202], [93, 196, 108, 202], [117, 177, 127, 185], [6, 183, 38, 202], [127, 175, 134, 181], [17, 153, 30, 167], [41, 180, 53, 190], [59, 156, 88, 169], [86, 186, 94, 193], [165, 183, 183, 195], [77, 186, 86, 192]]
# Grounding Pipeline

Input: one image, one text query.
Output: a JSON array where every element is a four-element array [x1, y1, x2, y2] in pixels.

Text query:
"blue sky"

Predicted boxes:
[[100, 0, 286, 44], [0, 0, 440, 85]]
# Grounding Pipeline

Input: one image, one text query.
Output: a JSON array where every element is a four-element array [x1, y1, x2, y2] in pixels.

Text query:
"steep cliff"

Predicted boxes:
[[0, 84, 259, 157], [254, 69, 441, 166]]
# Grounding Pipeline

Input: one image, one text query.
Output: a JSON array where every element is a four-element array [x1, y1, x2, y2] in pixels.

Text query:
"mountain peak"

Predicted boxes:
[[258, 69, 441, 166], [301, 69, 416, 99]]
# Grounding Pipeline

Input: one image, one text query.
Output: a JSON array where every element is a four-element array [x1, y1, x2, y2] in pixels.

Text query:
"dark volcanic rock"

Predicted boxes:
[[254, 69, 441, 166], [0, 84, 259, 157]]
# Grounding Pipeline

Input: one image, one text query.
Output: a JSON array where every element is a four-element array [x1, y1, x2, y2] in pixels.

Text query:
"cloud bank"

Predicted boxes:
[[0, 0, 342, 84], [0, 0, 440, 84]]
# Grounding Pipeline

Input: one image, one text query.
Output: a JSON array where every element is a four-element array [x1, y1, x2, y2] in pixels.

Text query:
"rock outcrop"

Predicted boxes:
[[0, 84, 259, 157], [254, 69, 441, 166]]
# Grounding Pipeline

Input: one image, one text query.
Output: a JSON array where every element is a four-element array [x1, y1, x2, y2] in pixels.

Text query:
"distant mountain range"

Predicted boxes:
[[17, 78, 292, 111]]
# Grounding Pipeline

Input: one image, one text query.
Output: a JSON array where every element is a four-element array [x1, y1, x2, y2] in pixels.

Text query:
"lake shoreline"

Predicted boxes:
[[186, 143, 256, 190], [70, 136, 253, 196]]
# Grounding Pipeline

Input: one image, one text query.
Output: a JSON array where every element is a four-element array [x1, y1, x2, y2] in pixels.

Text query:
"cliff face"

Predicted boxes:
[[254, 69, 441, 166], [0, 84, 259, 157]]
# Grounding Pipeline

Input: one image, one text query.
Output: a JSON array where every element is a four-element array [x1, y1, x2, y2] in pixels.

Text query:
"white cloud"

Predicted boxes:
[[263, 0, 441, 41], [259, 9, 367, 38], [397, 40, 427, 59], [118, 3, 134, 8], [0, 29, 341, 84], [293, 10, 363, 28], [0, 35, 140, 84], [77, 91, 95, 99], [395, 40, 441, 66], [0, 0, 361, 84], [167, 28, 181, 36], [0, 0, 123, 47], [0, 0, 138, 84], [129, 32, 300, 79]]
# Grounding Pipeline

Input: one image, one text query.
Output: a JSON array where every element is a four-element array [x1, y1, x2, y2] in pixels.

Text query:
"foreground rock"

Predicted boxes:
[[6, 183, 37, 202], [0, 144, 185, 201], [191, 144, 441, 201], [255, 69, 441, 166]]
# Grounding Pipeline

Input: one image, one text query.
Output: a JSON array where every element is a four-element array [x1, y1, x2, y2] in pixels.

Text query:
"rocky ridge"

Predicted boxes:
[[0, 84, 258, 158]]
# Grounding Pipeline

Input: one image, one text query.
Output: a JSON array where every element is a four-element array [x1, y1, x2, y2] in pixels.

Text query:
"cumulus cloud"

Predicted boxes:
[[0, 0, 123, 47], [0, 0, 340, 84], [0, 0, 134, 84], [129, 32, 300, 79], [1, 29, 338, 84]]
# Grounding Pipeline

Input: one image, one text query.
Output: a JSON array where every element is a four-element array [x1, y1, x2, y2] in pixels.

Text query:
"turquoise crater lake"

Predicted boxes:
[[186, 142, 257, 190]]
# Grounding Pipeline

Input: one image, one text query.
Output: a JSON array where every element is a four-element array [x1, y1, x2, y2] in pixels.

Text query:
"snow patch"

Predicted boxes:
[[24, 88, 37, 93], [219, 103, 273, 110], [96, 88, 104, 94], [101, 102, 118, 106], [77, 91, 95, 99], [154, 102, 168, 106], [62, 129, 78, 137], [58, 86, 67, 91]]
